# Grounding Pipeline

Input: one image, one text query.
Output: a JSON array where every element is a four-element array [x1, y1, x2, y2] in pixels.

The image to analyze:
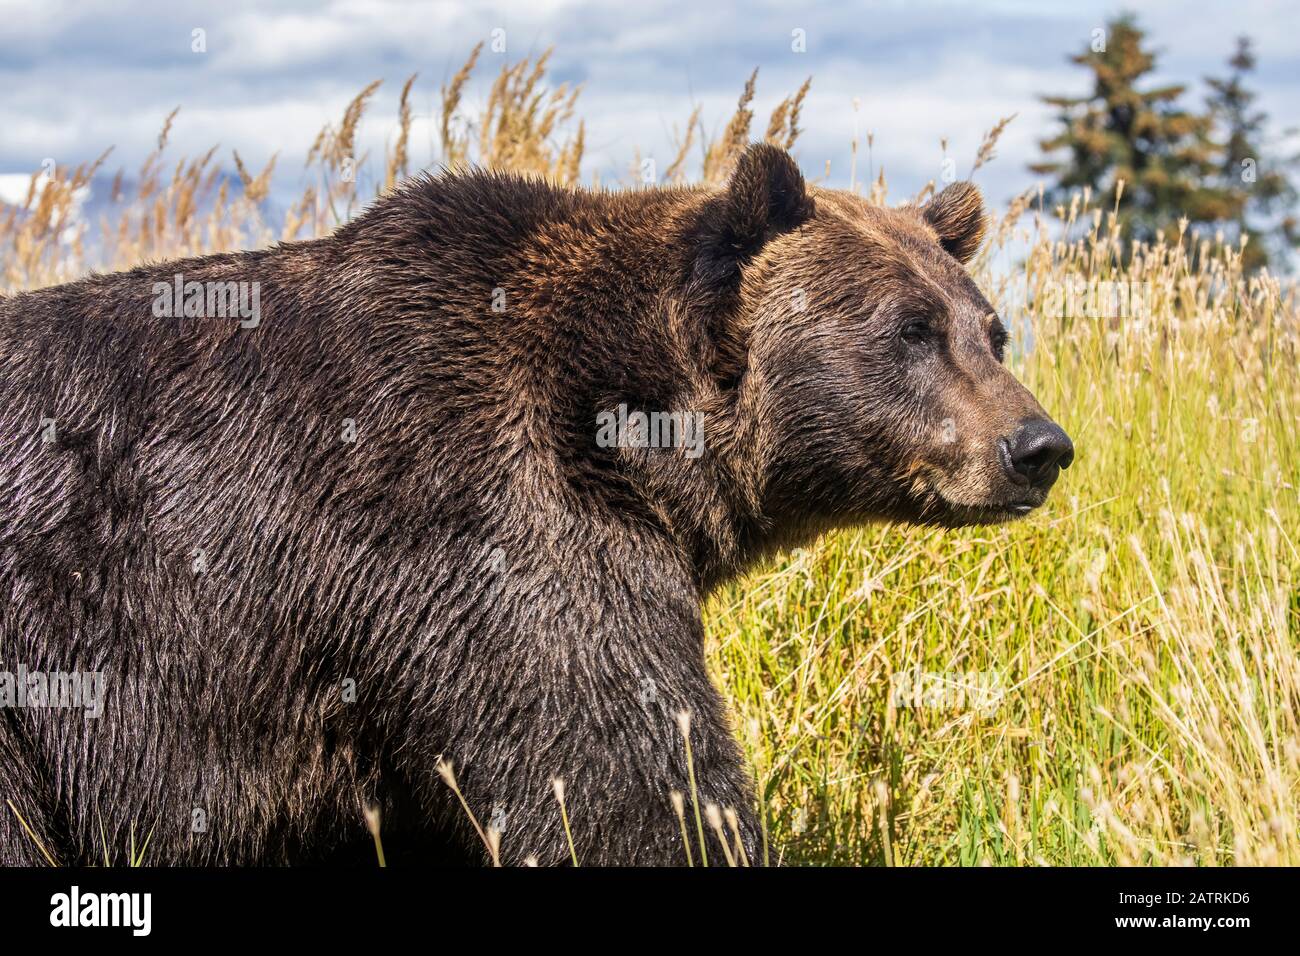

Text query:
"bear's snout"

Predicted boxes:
[[999, 419, 1074, 495]]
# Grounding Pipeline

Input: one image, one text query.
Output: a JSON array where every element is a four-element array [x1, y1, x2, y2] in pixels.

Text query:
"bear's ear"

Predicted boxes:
[[692, 143, 815, 289], [921, 181, 987, 264]]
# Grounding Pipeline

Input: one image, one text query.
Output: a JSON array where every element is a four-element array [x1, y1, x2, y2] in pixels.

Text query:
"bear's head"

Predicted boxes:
[[693, 143, 1073, 530]]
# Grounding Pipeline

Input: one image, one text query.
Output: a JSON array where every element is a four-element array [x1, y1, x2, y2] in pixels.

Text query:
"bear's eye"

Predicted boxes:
[[989, 320, 1008, 361], [900, 317, 933, 345]]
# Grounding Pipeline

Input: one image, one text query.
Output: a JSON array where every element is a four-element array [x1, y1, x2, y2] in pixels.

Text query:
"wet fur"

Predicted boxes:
[[0, 145, 1045, 865]]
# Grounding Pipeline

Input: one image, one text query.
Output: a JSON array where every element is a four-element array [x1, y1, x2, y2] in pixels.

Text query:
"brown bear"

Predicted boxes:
[[0, 143, 1071, 866]]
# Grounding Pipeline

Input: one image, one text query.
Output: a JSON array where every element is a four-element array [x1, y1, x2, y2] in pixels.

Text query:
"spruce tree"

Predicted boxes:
[[1031, 15, 1238, 244], [1205, 36, 1298, 271]]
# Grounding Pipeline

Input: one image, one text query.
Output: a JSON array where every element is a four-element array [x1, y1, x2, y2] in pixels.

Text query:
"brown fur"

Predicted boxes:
[[0, 144, 1068, 865]]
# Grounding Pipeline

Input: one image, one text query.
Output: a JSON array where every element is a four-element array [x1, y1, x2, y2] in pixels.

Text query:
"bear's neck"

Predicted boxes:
[[332, 177, 796, 592]]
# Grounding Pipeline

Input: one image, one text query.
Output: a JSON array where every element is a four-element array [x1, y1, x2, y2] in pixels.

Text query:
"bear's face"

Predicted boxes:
[[701, 145, 1073, 530]]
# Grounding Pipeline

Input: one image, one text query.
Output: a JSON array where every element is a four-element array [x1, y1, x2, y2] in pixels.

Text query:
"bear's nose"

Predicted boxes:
[[1002, 419, 1074, 489]]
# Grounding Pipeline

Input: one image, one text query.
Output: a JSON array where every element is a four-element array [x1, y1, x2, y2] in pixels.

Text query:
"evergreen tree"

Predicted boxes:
[[1031, 15, 1238, 244], [1205, 36, 1298, 271]]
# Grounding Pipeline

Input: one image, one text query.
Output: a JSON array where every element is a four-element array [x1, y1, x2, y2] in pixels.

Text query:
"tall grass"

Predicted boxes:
[[2, 48, 1295, 866]]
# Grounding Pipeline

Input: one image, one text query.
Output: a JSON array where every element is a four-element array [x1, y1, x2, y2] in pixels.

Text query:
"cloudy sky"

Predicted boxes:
[[1, 0, 1297, 213]]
